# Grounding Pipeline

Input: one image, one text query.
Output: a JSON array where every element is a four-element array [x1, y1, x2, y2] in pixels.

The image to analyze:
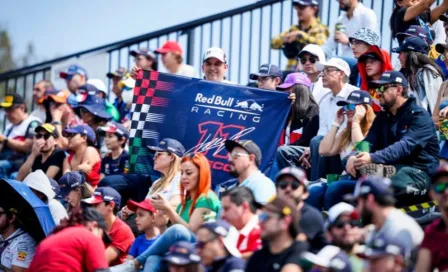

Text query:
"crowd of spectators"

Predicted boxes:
[[4, 0, 448, 271]]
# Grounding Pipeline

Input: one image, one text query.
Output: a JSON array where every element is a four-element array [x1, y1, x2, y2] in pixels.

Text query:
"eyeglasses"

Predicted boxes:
[[229, 151, 250, 160], [349, 40, 367, 47], [343, 104, 356, 111], [195, 237, 217, 249], [432, 182, 448, 194], [259, 211, 279, 223], [376, 84, 399, 94], [35, 133, 52, 140], [332, 220, 359, 229], [300, 56, 317, 65], [276, 180, 301, 190], [321, 67, 340, 74]]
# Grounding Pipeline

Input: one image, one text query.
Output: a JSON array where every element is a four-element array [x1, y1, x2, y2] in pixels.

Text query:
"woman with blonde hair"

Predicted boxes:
[[307, 91, 376, 210]]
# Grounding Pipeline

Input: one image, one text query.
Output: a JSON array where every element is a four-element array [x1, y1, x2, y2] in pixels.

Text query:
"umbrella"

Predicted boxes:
[[0, 179, 56, 243]]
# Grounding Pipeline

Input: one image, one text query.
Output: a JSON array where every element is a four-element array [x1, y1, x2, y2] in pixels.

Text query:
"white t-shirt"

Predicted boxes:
[[48, 198, 68, 225], [146, 172, 181, 200], [0, 229, 36, 270], [176, 64, 197, 78]]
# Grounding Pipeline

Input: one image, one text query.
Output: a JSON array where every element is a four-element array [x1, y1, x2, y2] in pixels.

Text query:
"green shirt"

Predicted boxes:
[[176, 191, 221, 223]]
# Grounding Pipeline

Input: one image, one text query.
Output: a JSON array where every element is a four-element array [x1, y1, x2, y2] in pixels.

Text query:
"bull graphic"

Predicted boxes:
[[235, 101, 249, 109], [249, 102, 263, 112]]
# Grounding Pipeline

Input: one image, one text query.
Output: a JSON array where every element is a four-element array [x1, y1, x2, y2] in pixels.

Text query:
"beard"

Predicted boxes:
[[340, 2, 351, 11], [229, 169, 240, 178], [380, 96, 397, 111], [361, 206, 374, 226], [332, 238, 355, 252]]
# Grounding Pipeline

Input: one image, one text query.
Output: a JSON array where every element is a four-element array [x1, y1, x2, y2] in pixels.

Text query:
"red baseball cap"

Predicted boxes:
[[127, 199, 157, 213], [155, 41, 183, 55]]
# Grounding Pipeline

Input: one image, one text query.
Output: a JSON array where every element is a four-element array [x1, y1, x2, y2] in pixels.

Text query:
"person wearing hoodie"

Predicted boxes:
[[357, 45, 393, 112], [23, 170, 68, 225]]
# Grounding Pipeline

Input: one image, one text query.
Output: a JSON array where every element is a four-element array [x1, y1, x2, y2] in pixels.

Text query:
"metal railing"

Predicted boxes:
[[0, 0, 439, 112]]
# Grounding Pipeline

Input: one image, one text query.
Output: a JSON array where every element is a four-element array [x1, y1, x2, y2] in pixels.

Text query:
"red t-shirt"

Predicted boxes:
[[28, 226, 108, 272], [420, 218, 448, 271], [109, 218, 135, 266], [230, 216, 262, 254]]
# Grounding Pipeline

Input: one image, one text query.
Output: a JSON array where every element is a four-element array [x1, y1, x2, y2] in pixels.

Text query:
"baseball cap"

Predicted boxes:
[[431, 163, 448, 184], [83, 206, 112, 245], [98, 122, 129, 139], [74, 95, 112, 120], [63, 124, 96, 144], [264, 196, 300, 235], [224, 139, 262, 166], [82, 187, 122, 207], [147, 138, 186, 157], [357, 233, 409, 260], [46, 89, 71, 104], [298, 44, 326, 62], [130, 48, 157, 60], [277, 72, 311, 89], [369, 71, 409, 88], [327, 202, 355, 227], [163, 241, 201, 266], [396, 25, 432, 44], [199, 220, 242, 258], [35, 123, 60, 138], [58, 171, 86, 198], [249, 64, 282, 80], [316, 58, 351, 77], [301, 245, 352, 272], [127, 199, 157, 213], [392, 36, 429, 54], [275, 167, 309, 187], [87, 79, 107, 96], [349, 27, 380, 47], [48, 177, 61, 199], [293, 0, 319, 6], [358, 50, 383, 63], [59, 64, 88, 79], [155, 41, 183, 55], [77, 84, 100, 102], [0, 94, 25, 108], [346, 176, 395, 202], [106, 67, 127, 79], [203, 47, 227, 63], [336, 90, 373, 106]]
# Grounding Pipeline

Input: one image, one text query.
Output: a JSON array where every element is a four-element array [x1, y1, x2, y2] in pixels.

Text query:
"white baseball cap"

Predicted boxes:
[[203, 47, 227, 63], [316, 57, 351, 77], [298, 44, 326, 63], [327, 202, 355, 226]]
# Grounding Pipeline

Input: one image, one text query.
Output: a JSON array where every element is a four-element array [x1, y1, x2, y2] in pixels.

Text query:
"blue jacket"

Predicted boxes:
[[365, 97, 439, 174]]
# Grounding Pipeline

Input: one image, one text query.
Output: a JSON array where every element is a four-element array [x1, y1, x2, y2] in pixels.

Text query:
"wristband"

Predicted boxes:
[[51, 121, 62, 126], [332, 122, 341, 128]]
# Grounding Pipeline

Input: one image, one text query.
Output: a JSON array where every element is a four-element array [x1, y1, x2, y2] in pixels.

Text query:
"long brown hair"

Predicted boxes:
[[179, 153, 212, 217], [339, 104, 375, 152], [149, 153, 182, 195]]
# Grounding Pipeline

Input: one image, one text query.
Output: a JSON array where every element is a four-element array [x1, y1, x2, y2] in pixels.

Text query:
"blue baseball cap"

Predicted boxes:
[[82, 186, 122, 208], [369, 71, 409, 88], [336, 90, 372, 106], [147, 138, 186, 157], [348, 176, 395, 201], [357, 233, 409, 260], [59, 64, 88, 79], [48, 177, 61, 199], [74, 95, 112, 120], [199, 220, 242, 257], [98, 121, 129, 139], [392, 36, 429, 54], [249, 64, 283, 80], [293, 0, 319, 6], [396, 25, 432, 45], [58, 171, 86, 198], [163, 241, 201, 266], [63, 124, 97, 144], [106, 67, 127, 79], [77, 84, 99, 101]]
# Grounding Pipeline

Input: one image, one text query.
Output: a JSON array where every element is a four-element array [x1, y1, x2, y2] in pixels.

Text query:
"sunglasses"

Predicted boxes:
[[332, 220, 359, 229], [259, 211, 280, 223], [195, 237, 217, 249], [276, 180, 301, 190], [300, 56, 317, 64], [35, 133, 52, 140], [343, 104, 356, 111], [433, 182, 448, 194], [376, 84, 399, 94]]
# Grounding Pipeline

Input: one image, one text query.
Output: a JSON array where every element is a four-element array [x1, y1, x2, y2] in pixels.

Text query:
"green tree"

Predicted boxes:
[[0, 28, 15, 73]]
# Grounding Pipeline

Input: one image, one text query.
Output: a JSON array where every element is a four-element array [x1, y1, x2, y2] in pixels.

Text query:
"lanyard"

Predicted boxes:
[[418, 16, 433, 41]]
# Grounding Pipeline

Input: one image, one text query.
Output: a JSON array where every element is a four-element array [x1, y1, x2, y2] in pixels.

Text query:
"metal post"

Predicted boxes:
[[186, 28, 195, 66]]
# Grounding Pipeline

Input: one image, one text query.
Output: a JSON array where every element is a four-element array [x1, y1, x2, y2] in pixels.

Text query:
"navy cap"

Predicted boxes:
[[392, 36, 429, 54], [63, 124, 97, 144], [337, 90, 372, 106], [82, 186, 122, 208], [106, 67, 127, 79], [348, 176, 395, 201], [396, 25, 432, 44], [147, 138, 186, 157], [163, 241, 201, 266], [200, 220, 242, 257], [58, 171, 86, 198], [59, 64, 88, 79], [48, 177, 61, 198], [130, 48, 157, 60], [369, 71, 409, 88], [98, 121, 129, 139], [249, 64, 283, 80], [74, 95, 112, 120], [225, 140, 262, 166], [293, 0, 319, 6], [358, 51, 383, 63], [77, 84, 99, 98], [275, 167, 309, 187], [357, 233, 409, 260]]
